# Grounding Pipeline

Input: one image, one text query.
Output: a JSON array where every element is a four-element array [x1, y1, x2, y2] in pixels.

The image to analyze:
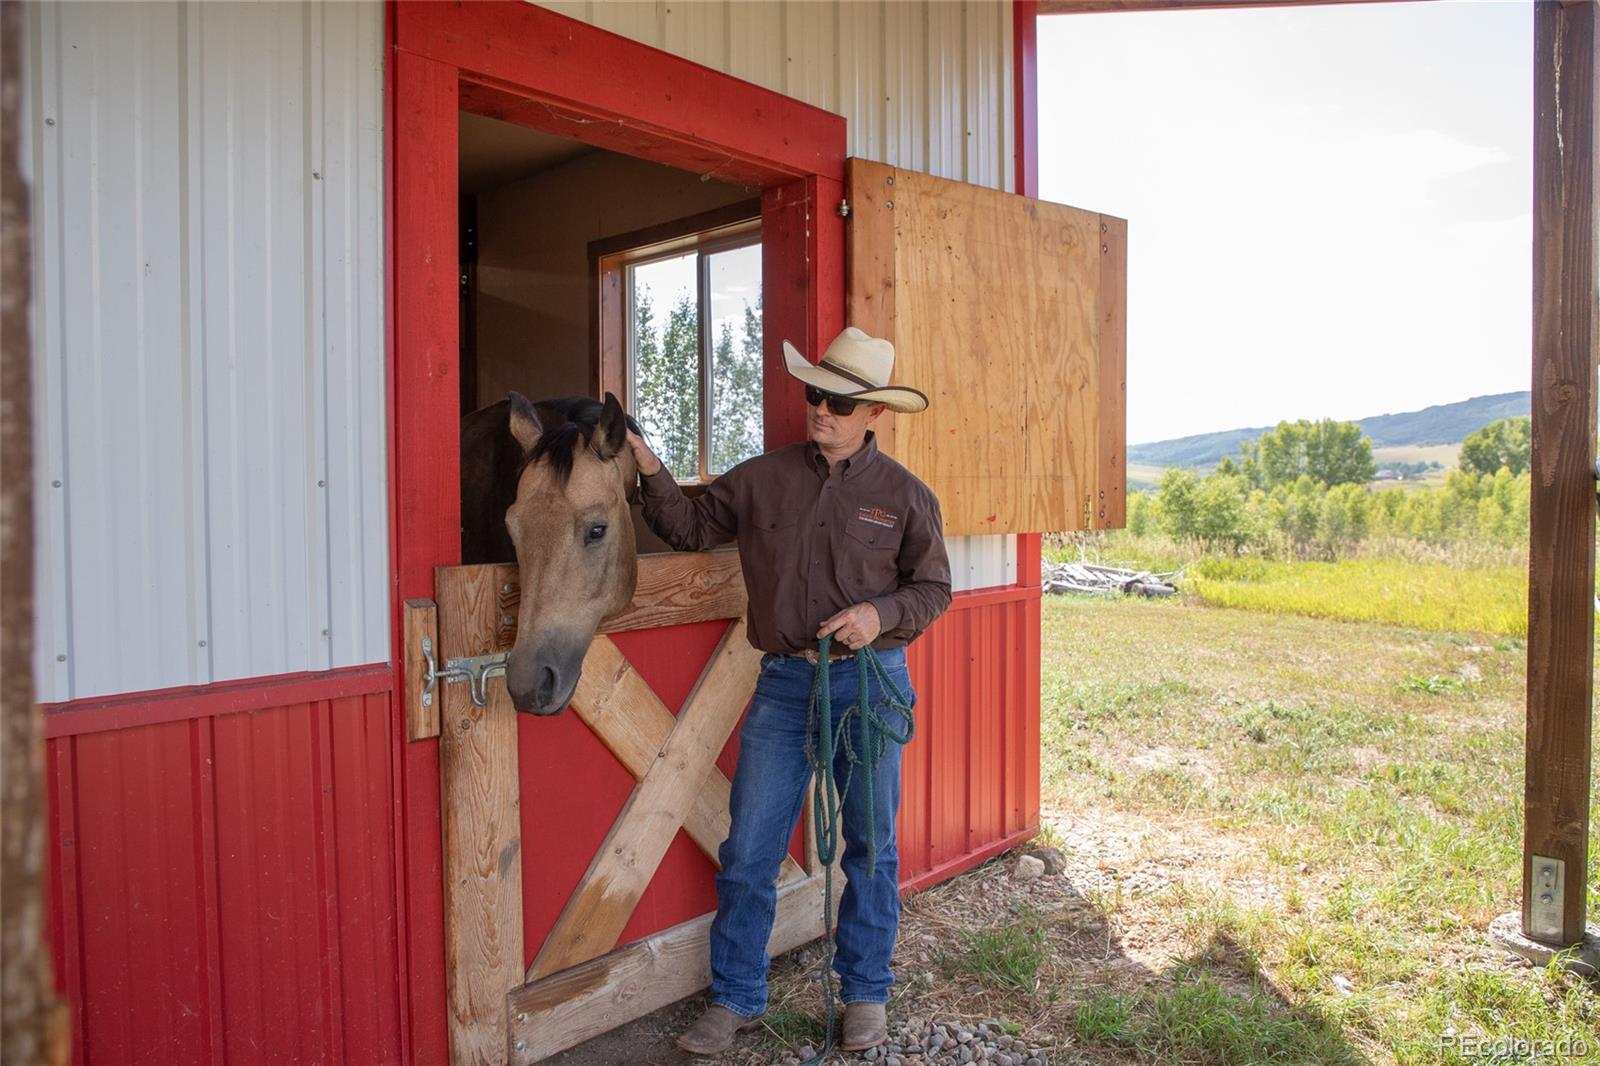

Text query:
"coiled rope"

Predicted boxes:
[[800, 635, 915, 1065]]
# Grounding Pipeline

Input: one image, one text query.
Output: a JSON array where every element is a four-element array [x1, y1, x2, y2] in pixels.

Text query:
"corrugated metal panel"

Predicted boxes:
[[535, 0, 1018, 589], [26, 1, 388, 703], [901, 590, 1039, 885], [46, 693, 402, 1066]]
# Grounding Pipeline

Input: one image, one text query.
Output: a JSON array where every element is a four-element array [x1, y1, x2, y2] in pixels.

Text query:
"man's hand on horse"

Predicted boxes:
[[818, 602, 882, 651], [624, 428, 663, 476]]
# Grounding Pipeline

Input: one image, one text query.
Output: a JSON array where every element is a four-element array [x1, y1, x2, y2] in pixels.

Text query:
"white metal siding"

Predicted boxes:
[[27, 1, 388, 703], [536, 0, 1019, 589]]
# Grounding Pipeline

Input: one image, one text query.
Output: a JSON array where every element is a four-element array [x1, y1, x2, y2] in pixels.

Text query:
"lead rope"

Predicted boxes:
[[800, 635, 915, 1066]]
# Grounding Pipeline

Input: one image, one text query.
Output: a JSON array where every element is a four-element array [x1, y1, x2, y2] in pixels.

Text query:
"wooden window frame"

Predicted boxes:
[[592, 200, 762, 486]]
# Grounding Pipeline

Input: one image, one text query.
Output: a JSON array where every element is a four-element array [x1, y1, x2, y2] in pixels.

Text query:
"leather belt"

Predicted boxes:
[[797, 647, 854, 665]]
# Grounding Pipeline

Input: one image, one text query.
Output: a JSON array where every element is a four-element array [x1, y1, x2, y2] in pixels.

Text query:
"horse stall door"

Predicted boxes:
[[404, 553, 838, 1063]]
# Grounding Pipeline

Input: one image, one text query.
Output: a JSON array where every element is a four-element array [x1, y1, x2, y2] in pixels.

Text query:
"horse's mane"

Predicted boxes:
[[524, 396, 642, 486]]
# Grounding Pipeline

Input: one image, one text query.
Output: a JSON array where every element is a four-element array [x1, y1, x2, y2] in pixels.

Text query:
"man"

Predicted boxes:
[[625, 326, 952, 1056]]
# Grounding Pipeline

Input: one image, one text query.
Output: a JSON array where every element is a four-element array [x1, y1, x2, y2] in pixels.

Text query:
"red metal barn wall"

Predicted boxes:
[[28, 3, 405, 1064]]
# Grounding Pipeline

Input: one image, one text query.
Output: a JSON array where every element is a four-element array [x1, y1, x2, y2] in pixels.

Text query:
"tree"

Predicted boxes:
[[710, 300, 763, 472], [633, 288, 700, 477], [1238, 419, 1375, 489], [1458, 416, 1531, 476]]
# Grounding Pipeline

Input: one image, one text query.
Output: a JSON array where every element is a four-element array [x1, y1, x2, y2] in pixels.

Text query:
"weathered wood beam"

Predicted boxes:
[[1, 4, 66, 1062], [1524, 0, 1598, 948], [506, 872, 843, 1065], [438, 566, 526, 1066], [1039, 0, 1403, 13]]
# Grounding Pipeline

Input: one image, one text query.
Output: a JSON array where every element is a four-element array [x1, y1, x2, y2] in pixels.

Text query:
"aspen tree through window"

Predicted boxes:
[[596, 212, 763, 485]]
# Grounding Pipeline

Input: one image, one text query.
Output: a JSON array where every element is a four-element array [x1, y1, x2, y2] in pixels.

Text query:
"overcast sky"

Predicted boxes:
[[1038, 1, 1532, 445]]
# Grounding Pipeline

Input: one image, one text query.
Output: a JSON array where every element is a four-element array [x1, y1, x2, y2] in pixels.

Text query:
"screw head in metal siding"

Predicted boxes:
[[515, 1040, 527, 1053], [55, 654, 65, 663], [317, 479, 326, 488], [51, 480, 60, 488], [45, 117, 55, 126], [198, 640, 207, 648]]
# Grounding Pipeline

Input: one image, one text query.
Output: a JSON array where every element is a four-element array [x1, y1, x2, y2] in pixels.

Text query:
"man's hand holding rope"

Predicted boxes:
[[818, 602, 881, 651]]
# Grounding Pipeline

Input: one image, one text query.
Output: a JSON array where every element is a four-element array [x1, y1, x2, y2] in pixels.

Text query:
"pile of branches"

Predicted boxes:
[[1043, 561, 1180, 599]]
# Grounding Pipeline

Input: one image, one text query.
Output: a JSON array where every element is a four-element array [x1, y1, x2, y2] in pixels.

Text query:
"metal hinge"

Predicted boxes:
[[420, 636, 509, 708], [837, 199, 850, 218]]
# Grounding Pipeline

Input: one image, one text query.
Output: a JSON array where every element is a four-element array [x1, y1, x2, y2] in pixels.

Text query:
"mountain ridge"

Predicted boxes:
[[1127, 391, 1530, 470]]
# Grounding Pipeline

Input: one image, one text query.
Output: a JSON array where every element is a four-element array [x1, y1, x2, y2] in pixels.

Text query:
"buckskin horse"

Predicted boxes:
[[460, 392, 640, 715]]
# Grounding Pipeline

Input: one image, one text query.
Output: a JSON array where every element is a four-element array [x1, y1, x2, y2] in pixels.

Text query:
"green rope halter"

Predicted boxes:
[[799, 634, 915, 1065]]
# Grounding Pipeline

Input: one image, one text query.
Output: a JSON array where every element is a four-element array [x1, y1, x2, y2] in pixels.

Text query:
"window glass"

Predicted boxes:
[[707, 243, 763, 474], [629, 252, 701, 479]]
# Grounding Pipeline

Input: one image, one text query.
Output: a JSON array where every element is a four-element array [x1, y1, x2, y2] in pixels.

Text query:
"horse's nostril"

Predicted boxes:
[[535, 666, 558, 709]]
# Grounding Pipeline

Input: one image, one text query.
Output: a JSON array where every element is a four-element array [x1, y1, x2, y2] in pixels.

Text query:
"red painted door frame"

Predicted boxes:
[[388, 4, 846, 1059]]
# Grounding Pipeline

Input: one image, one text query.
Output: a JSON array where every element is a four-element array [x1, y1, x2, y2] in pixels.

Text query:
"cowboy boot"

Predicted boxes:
[[841, 1002, 888, 1051], [675, 1004, 766, 1055]]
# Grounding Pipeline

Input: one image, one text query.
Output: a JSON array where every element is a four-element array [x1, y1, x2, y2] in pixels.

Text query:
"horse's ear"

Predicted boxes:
[[508, 392, 542, 454], [595, 392, 628, 460]]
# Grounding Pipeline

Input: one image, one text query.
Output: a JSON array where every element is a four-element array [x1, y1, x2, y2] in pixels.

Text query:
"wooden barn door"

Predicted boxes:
[[405, 552, 842, 1065], [846, 158, 1127, 535]]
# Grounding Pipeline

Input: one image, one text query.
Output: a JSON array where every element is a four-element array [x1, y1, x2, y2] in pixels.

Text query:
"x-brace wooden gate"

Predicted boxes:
[[405, 550, 840, 1065]]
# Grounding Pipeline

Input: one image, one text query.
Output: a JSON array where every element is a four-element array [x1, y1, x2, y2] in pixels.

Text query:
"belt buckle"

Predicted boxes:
[[801, 648, 821, 666]]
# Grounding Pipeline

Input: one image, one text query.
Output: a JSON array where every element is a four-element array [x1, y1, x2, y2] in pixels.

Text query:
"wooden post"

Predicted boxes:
[[1524, 0, 1598, 948], [437, 568, 524, 1066], [1, 3, 66, 1061]]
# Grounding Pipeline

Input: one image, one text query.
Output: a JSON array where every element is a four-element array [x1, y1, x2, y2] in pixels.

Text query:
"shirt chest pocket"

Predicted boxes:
[[842, 518, 904, 595], [746, 505, 801, 570]]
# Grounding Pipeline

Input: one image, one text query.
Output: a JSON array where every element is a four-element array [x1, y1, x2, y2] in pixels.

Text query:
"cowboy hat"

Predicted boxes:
[[782, 327, 929, 414]]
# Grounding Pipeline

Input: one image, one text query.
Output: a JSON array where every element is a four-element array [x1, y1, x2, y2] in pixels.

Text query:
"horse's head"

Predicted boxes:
[[501, 392, 639, 715]]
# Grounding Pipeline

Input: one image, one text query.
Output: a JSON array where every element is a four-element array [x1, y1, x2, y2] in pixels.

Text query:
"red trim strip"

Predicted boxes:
[[1014, 0, 1039, 199], [899, 824, 1038, 896], [947, 584, 1040, 611], [1013, 2, 1044, 587], [41, 664, 395, 739]]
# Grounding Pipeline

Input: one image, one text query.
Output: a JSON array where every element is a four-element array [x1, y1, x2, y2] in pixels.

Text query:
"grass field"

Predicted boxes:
[[1030, 595, 1598, 1064], [1186, 556, 1529, 638]]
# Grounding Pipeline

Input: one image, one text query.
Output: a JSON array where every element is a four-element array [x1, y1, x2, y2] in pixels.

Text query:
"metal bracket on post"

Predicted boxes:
[[421, 637, 511, 708]]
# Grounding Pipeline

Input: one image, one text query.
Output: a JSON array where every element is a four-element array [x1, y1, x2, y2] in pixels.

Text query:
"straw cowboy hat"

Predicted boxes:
[[782, 327, 929, 414]]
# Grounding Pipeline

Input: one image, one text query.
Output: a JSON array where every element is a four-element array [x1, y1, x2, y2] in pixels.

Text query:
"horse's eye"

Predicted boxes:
[[585, 523, 608, 544]]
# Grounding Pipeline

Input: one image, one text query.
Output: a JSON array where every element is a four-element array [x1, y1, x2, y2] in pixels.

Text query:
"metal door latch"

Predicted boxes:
[[419, 636, 510, 708]]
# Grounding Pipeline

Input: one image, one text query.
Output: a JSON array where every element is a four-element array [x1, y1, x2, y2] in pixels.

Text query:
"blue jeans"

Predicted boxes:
[[708, 647, 915, 1017]]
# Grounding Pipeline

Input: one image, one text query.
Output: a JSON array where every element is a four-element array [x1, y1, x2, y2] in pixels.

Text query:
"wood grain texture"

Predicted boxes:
[[847, 158, 900, 457], [404, 600, 440, 741], [437, 567, 525, 1066], [849, 159, 1123, 535], [1096, 216, 1128, 530], [506, 872, 843, 1064], [462, 552, 747, 656], [569, 635, 803, 882], [1524, 0, 1598, 948], [526, 621, 763, 980], [1, 3, 67, 1058]]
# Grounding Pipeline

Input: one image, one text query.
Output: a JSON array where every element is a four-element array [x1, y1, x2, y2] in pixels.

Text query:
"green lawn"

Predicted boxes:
[[1036, 594, 1599, 1064]]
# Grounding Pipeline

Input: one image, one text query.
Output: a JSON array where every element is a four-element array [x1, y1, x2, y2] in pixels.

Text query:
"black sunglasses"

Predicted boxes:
[[805, 385, 862, 416]]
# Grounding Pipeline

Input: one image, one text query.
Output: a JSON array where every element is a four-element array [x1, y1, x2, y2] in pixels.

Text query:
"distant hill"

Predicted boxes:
[[1128, 391, 1530, 470]]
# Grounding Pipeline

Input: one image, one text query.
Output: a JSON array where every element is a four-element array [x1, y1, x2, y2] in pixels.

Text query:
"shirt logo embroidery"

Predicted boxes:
[[856, 506, 900, 530]]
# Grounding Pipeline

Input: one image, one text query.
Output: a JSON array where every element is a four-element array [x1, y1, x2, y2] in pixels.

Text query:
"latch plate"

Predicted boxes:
[[1530, 854, 1566, 941]]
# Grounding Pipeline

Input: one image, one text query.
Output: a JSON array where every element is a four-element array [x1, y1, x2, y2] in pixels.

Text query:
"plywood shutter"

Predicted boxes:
[[846, 158, 1126, 536]]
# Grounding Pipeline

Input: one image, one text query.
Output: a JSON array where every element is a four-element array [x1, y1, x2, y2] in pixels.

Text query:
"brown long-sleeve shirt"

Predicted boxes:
[[638, 432, 952, 655]]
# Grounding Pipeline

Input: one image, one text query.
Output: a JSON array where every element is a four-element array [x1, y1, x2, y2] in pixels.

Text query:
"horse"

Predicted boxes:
[[460, 392, 641, 715]]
